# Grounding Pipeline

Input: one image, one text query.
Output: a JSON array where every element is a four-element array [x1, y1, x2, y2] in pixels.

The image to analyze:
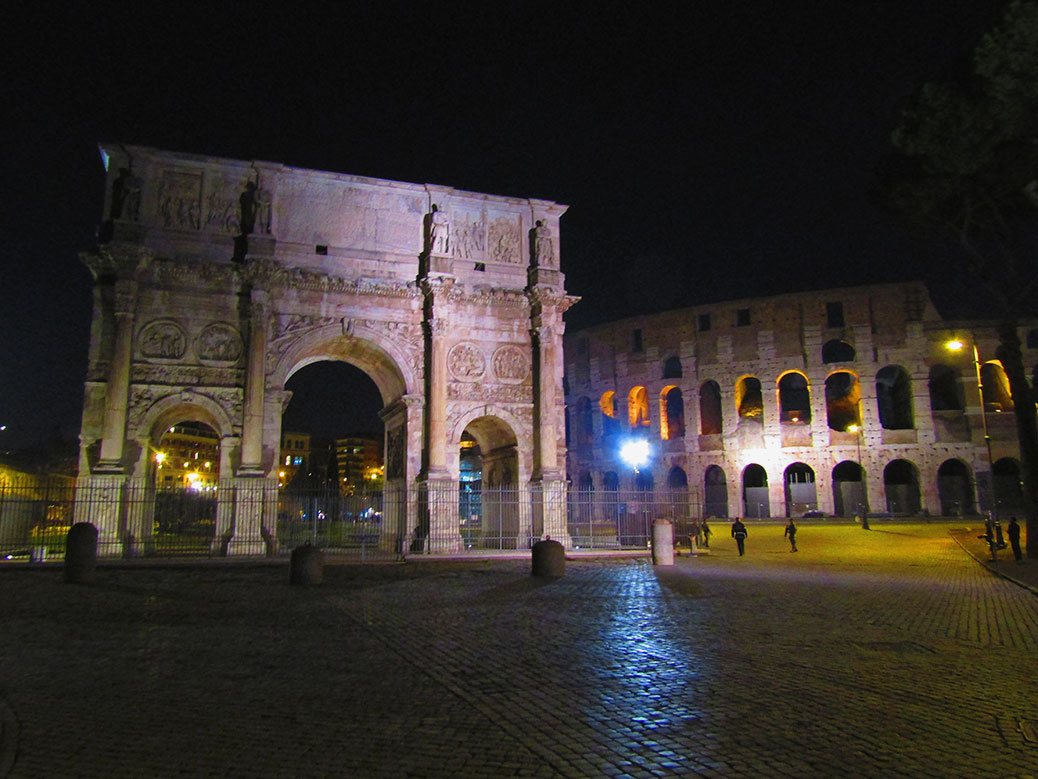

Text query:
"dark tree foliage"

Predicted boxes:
[[880, 0, 1038, 555]]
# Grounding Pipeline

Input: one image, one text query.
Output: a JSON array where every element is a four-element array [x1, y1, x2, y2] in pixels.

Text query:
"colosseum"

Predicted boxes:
[[563, 282, 1035, 521]]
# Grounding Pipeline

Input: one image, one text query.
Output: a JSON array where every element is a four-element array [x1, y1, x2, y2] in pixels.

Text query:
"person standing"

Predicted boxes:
[[731, 518, 748, 556], [689, 519, 701, 551], [1007, 516, 1023, 562], [701, 518, 712, 549], [784, 519, 798, 552]]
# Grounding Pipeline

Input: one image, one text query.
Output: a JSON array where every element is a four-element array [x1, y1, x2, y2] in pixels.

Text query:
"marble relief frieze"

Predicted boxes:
[[447, 383, 532, 403], [447, 343, 486, 381], [451, 210, 486, 260], [491, 345, 529, 382], [488, 217, 521, 264], [158, 170, 202, 230], [196, 323, 243, 363], [138, 320, 187, 360]]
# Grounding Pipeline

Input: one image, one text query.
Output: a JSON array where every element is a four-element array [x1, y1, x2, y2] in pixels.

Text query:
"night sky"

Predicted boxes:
[[0, 2, 1007, 447]]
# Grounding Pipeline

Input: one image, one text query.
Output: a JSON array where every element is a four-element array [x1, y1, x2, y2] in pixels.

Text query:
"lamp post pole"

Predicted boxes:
[[948, 337, 996, 518], [969, 341, 997, 517], [847, 424, 868, 525]]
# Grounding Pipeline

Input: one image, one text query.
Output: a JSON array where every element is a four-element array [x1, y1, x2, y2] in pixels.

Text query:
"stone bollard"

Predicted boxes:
[[652, 519, 674, 566], [64, 522, 99, 584], [531, 537, 565, 578], [289, 543, 324, 586]]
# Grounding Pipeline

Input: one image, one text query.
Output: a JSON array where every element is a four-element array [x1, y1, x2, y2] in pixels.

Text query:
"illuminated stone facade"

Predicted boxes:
[[78, 144, 574, 555], [565, 282, 1035, 519]]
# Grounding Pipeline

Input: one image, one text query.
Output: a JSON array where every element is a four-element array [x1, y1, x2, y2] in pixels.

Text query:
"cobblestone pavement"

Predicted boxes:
[[1, 522, 1036, 778]]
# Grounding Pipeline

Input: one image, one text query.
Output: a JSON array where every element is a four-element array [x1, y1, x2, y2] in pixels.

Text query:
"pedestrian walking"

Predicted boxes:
[[784, 519, 798, 552], [701, 519, 712, 549], [731, 518, 748, 556], [1007, 516, 1023, 562]]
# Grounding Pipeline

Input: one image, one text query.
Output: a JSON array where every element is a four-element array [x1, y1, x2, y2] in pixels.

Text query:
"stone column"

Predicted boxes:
[[420, 279, 460, 553], [532, 324, 560, 480], [239, 287, 269, 475], [424, 317, 450, 479], [96, 279, 138, 470], [529, 293, 572, 548]]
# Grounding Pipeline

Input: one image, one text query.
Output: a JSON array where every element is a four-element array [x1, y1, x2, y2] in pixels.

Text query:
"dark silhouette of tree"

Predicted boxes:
[[880, 0, 1038, 556]]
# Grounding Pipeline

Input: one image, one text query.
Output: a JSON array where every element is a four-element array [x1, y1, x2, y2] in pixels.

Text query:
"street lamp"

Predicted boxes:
[[619, 438, 650, 473], [846, 424, 869, 524], [946, 337, 996, 517]]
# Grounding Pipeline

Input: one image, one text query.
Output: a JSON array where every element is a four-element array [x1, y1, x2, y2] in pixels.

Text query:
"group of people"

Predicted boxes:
[[980, 516, 1024, 562], [714, 515, 1024, 561]]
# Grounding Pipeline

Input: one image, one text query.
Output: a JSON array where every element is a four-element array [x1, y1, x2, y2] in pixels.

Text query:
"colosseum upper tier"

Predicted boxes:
[[563, 281, 1037, 519]]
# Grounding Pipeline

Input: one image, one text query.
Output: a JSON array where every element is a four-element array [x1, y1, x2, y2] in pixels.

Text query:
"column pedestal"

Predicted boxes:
[[227, 477, 273, 556]]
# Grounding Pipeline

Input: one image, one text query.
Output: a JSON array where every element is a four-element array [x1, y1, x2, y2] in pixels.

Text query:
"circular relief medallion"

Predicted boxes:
[[447, 343, 486, 381], [138, 320, 186, 360], [492, 345, 529, 382], [196, 323, 242, 363]]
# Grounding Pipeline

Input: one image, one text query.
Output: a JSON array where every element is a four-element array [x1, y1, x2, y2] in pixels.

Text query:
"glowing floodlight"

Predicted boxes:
[[619, 438, 650, 470]]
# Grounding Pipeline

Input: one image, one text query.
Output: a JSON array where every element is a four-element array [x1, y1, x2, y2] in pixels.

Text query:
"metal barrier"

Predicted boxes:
[[1, 475, 705, 560]]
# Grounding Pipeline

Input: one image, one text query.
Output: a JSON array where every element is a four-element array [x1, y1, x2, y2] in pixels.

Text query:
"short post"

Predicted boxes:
[[652, 519, 674, 566], [289, 543, 324, 586], [64, 522, 98, 584], [531, 537, 565, 578]]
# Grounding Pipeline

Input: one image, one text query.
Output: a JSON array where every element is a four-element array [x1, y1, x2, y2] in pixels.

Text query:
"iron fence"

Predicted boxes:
[[1, 475, 705, 560]]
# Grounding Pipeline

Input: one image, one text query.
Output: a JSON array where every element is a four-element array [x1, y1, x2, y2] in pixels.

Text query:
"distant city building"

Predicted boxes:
[[564, 282, 1036, 519], [155, 421, 219, 490], [335, 435, 382, 492], [279, 432, 310, 487]]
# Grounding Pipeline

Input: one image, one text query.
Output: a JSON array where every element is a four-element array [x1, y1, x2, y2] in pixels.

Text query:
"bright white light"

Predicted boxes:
[[619, 438, 650, 469]]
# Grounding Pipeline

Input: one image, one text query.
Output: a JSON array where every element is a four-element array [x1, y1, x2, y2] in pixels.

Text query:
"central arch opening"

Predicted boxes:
[[278, 361, 385, 551]]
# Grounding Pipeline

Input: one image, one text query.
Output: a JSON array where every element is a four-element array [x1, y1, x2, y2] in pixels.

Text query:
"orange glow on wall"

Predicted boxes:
[[628, 386, 649, 428]]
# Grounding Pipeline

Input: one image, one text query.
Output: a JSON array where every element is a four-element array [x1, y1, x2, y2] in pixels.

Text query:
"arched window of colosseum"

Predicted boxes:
[[628, 386, 650, 428], [668, 466, 689, 516], [704, 465, 728, 518], [604, 471, 619, 490], [994, 458, 1025, 515], [663, 356, 682, 379], [937, 459, 975, 515], [784, 463, 817, 516], [573, 472, 595, 527], [736, 376, 763, 420], [699, 381, 723, 434], [876, 365, 914, 430], [928, 365, 963, 411], [883, 459, 921, 515], [574, 396, 594, 449], [778, 372, 811, 423], [980, 361, 1014, 412], [660, 386, 685, 439], [742, 463, 770, 518], [822, 339, 855, 364], [600, 391, 620, 441], [825, 371, 860, 431], [832, 461, 866, 517], [635, 469, 654, 492]]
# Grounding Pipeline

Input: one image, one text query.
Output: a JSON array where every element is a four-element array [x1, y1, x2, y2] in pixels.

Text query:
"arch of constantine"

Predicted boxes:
[[77, 144, 575, 556]]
